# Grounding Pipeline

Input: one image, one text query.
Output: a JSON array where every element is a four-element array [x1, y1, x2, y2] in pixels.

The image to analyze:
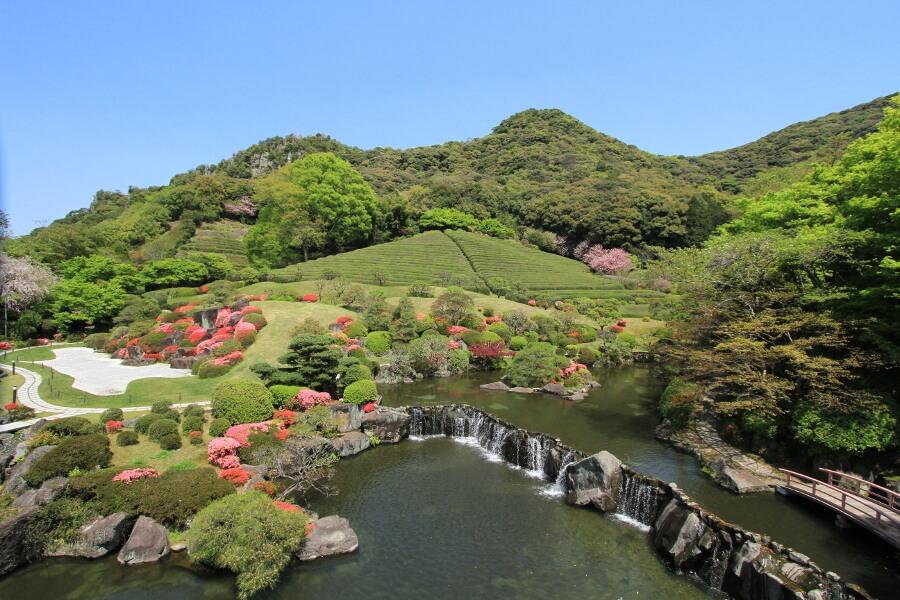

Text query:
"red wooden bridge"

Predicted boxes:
[[779, 468, 900, 549]]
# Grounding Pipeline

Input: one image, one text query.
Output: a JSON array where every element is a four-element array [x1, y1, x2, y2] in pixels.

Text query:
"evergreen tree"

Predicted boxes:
[[391, 297, 418, 343]]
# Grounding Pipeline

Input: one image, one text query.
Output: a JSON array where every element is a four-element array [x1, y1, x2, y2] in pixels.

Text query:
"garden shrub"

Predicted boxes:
[[269, 385, 302, 409], [84, 333, 110, 351], [24, 497, 95, 559], [41, 417, 102, 437], [480, 331, 502, 344], [198, 360, 235, 379], [793, 404, 896, 454], [28, 430, 61, 449], [139, 331, 169, 353], [116, 431, 139, 447], [99, 408, 124, 423], [343, 322, 368, 339], [151, 401, 173, 415], [577, 347, 599, 365], [159, 433, 183, 450], [189, 431, 204, 445], [460, 330, 484, 346], [407, 283, 432, 298], [25, 434, 112, 486], [67, 466, 234, 529], [212, 381, 274, 425], [182, 404, 206, 420], [506, 342, 566, 388], [338, 363, 372, 388], [209, 417, 231, 438], [240, 312, 267, 329], [364, 331, 391, 354], [448, 348, 470, 373], [147, 418, 179, 442], [487, 322, 511, 341], [342, 379, 377, 405], [213, 339, 242, 357], [509, 335, 527, 350], [186, 491, 309, 600], [135, 413, 164, 434], [182, 416, 204, 434], [658, 378, 699, 430]]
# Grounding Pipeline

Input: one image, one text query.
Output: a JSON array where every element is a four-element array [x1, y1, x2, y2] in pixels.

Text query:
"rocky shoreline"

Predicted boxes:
[[479, 379, 599, 401], [404, 404, 873, 600]]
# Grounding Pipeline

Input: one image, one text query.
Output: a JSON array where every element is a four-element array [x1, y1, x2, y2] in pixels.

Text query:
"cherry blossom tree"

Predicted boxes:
[[0, 254, 57, 337]]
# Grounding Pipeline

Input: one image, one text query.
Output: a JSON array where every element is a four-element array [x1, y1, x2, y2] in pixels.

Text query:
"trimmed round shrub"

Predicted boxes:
[[480, 331, 502, 344], [213, 340, 242, 357], [182, 404, 206, 420], [212, 381, 274, 425], [509, 335, 528, 350], [84, 332, 111, 351], [151, 401, 173, 415], [460, 330, 483, 346], [342, 379, 377, 405], [100, 408, 125, 423], [116, 430, 139, 447], [340, 363, 372, 388], [198, 361, 235, 379], [236, 328, 257, 348], [240, 312, 268, 329], [343, 322, 368, 338], [189, 432, 205, 445], [209, 417, 231, 438], [577, 347, 599, 365], [487, 322, 511, 341], [182, 416, 204, 434], [24, 434, 112, 486], [269, 385, 302, 409], [41, 416, 101, 437], [364, 331, 391, 354], [159, 433, 183, 450], [135, 413, 164, 434], [147, 418, 179, 442]]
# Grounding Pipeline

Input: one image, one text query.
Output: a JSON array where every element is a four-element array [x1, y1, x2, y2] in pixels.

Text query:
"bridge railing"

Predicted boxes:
[[780, 469, 899, 527], [819, 468, 899, 514]]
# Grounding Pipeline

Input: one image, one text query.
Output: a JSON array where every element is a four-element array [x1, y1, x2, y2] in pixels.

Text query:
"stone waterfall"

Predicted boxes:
[[403, 404, 871, 600]]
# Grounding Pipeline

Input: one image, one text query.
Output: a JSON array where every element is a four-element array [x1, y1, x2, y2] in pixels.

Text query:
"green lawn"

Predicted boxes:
[[0, 372, 24, 405]]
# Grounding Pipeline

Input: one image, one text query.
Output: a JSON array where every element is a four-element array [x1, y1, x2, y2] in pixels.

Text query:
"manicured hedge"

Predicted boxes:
[[135, 413, 164, 434], [41, 417, 102, 438], [159, 433, 183, 450], [212, 381, 274, 425], [182, 416, 204, 434], [100, 408, 125, 423], [182, 404, 206, 420], [209, 417, 231, 438], [269, 385, 301, 409], [364, 331, 391, 354], [241, 313, 268, 329], [147, 418, 179, 442], [25, 434, 112, 486], [116, 431, 139, 446], [342, 379, 377, 405]]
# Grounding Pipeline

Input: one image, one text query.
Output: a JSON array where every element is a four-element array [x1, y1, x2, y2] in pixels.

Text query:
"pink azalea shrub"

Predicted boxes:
[[214, 308, 233, 328], [292, 389, 332, 410], [225, 422, 271, 446], [188, 329, 208, 345], [106, 420, 123, 433], [415, 312, 426, 321], [447, 325, 468, 336], [36, 338, 50, 346], [212, 351, 243, 367], [527, 299, 537, 306], [448, 340, 460, 350], [240, 305, 262, 315], [559, 362, 588, 378], [156, 322, 175, 335], [346, 343, 361, 352], [112, 468, 160, 484], [273, 409, 297, 426], [302, 293, 319, 303], [208, 437, 242, 468]]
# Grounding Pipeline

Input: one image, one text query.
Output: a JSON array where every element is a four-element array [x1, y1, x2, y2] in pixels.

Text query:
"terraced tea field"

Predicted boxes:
[[179, 220, 250, 266]]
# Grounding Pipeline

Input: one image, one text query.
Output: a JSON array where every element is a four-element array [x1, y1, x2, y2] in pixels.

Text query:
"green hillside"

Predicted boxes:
[[178, 220, 250, 266]]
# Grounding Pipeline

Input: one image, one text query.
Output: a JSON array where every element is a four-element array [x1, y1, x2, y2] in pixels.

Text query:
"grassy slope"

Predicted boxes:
[[178, 220, 250, 266]]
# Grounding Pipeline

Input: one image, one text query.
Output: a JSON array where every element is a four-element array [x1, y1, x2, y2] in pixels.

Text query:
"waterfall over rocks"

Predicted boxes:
[[401, 404, 868, 600]]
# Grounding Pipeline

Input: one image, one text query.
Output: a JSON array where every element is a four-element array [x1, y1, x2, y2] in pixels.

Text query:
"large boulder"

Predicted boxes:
[[653, 498, 709, 568], [328, 403, 361, 433], [48, 512, 133, 558], [0, 508, 40, 576], [12, 476, 67, 510], [297, 515, 359, 561], [117, 516, 169, 565], [241, 464, 268, 491], [169, 356, 196, 370], [480, 381, 509, 391], [361, 407, 410, 443], [330, 431, 371, 458], [3, 445, 54, 497], [276, 435, 333, 477], [565, 450, 623, 512], [0, 433, 16, 476], [541, 382, 568, 396]]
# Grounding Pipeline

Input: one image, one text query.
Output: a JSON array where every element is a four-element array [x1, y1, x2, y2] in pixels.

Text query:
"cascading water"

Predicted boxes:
[[525, 435, 547, 476], [541, 450, 577, 498], [615, 474, 660, 530]]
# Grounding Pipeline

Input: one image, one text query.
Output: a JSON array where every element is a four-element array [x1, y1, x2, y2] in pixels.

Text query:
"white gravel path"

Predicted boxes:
[[42, 347, 191, 396]]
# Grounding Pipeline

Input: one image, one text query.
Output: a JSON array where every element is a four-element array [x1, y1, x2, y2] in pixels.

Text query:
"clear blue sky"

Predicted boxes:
[[1, 1, 898, 235]]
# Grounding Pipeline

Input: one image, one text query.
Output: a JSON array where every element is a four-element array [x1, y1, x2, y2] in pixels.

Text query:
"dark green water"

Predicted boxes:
[[381, 368, 900, 597], [0, 438, 707, 599]]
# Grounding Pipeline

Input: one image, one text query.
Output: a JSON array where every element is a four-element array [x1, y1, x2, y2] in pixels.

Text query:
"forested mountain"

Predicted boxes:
[[8, 94, 895, 267]]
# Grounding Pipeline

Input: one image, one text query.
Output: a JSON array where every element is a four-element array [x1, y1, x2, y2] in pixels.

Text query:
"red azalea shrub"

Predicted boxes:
[[610, 325, 624, 333], [126, 338, 140, 347], [483, 315, 502, 325], [112, 468, 160, 484], [214, 308, 233, 328], [363, 402, 377, 413], [254, 481, 277, 496], [292, 389, 332, 410], [143, 353, 162, 361], [616, 319, 627, 327], [302, 293, 319, 303], [189, 430, 203, 440], [105, 420, 124, 433], [273, 500, 302, 513], [208, 437, 242, 468], [37, 338, 50, 346], [0, 341, 13, 350], [447, 325, 468, 336], [273, 409, 297, 426], [199, 284, 210, 293], [240, 305, 262, 315], [336, 315, 353, 326], [212, 351, 243, 367], [224, 422, 271, 446], [174, 303, 197, 314], [469, 341, 513, 358], [273, 428, 289, 441], [157, 322, 175, 335], [448, 340, 460, 350], [4, 402, 18, 411], [527, 299, 537, 306], [219, 467, 250, 486]]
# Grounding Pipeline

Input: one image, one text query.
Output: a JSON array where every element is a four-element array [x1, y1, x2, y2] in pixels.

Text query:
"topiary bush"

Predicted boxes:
[[506, 342, 566, 388], [509, 335, 528, 350], [364, 331, 391, 354], [67, 466, 234, 529], [159, 433, 183, 450], [182, 404, 206, 420], [342, 379, 377, 405], [658, 378, 699, 430], [577, 347, 599, 366], [339, 363, 372, 389], [198, 361, 235, 379], [151, 401, 173, 415], [268, 385, 301, 408], [116, 430, 139, 447], [84, 333, 111, 351], [240, 312, 267, 329], [100, 408, 125, 423], [343, 322, 368, 339], [41, 417, 102, 438], [135, 413, 164, 434], [487, 322, 511, 341], [147, 418, 179, 442], [24, 434, 112, 486], [209, 417, 231, 438], [182, 416, 204, 434], [212, 381, 274, 425]]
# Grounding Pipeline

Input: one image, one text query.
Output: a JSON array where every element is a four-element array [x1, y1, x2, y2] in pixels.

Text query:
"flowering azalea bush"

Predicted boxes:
[[0, 342, 13, 351], [219, 467, 251, 486], [254, 481, 277, 496], [273, 500, 303, 513], [199, 284, 210, 294], [610, 325, 625, 333], [208, 437, 242, 468], [212, 351, 244, 367], [240, 305, 262, 315], [336, 315, 353, 326], [273, 409, 297, 426], [616, 319, 627, 327], [174, 303, 197, 314], [224, 422, 271, 446], [302, 293, 319, 303], [448, 340, 460, 350], [112, 468, 160, 484], [36, 338, 50, 346], [4, 402, 19, 411], [292, 389, 332, 410], [527, 299, 537, 306], [447, 325, 469, 336], [105, 420, 124, 433], [363, 402, 377, 413]]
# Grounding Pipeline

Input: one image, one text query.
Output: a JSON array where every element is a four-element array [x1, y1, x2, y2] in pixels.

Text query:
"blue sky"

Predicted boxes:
[[1, 1, 898, 235]]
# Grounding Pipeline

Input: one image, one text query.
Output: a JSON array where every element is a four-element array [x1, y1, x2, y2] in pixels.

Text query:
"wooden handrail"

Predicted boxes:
[[818, 468, 898, 512], [780, 468, 897, 526]]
